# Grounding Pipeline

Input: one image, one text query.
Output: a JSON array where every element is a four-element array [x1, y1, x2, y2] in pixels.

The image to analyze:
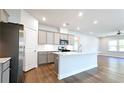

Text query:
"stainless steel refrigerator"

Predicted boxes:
[[0, 22, 24, 83]]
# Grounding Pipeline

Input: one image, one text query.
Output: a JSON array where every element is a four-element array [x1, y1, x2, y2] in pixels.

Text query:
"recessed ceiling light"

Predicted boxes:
[[63, 23, 66, 27], [90, 32, 93, 34], [42, 17, 46, 21], [63, 23, 70, 27], [78, 12, 83, 16], [77, 27, 80, 30], [93, 20, 98, 24]]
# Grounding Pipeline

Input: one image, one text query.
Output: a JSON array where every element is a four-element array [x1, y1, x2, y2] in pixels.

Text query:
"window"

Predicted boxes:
[[119, 39, 124, 51], [108, 40, 117, 51]]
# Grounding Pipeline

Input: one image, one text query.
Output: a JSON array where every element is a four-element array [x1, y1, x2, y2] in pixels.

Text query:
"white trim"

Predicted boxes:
[[98, 53, 124, 58]]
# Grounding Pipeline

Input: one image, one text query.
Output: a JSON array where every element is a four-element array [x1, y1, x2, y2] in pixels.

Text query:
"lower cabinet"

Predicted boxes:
[[48, 52, 55, 63], [38, 52, 48, 65], [38, 52, 55, 65], [0, 60, 10, 83], [2, 68, 10, 83]]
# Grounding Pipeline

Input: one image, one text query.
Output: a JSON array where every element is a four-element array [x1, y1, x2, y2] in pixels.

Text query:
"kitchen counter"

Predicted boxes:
[[53, 52, 82, 55], [53, 52, 97, 55], [0, 57, 11, 64], [54, 52, 97, 80]]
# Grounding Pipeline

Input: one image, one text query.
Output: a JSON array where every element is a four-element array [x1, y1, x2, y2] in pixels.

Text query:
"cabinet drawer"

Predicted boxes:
[[38, 52, 47, 65], [2, 61, 10, 71], [48, 53, 55, 63], [0, 65, 2, 83], [2, 68, 10, 83]]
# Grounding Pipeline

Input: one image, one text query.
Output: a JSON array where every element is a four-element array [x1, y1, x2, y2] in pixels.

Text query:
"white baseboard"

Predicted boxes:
[[98, 53, 124, 58]]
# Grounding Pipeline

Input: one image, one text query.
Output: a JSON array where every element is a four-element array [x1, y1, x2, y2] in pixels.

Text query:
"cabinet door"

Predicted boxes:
[[24, 49, 37, 71], [54, 33, 60, 45], [47, 32, 54, 44], [68, 35, 74, 45], [24, 28, 38, 72], [38, 31, 47, 44], [60, 34, 68, 40], [25, 28, 38, 49], [0, 10, 9, 22], [0, 65, 2, 83], [21, 10, 38, 31], [38, 52, 47, 65], [48, 53, 55, 63], [2, 68, 10, 83]]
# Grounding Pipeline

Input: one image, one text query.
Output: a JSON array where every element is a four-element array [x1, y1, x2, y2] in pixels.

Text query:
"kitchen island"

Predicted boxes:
[[53, 52, 97, 80]]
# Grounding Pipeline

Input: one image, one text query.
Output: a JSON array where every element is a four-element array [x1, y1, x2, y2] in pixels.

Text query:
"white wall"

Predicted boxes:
[[99, 36, 124, 58], [77, 34, 99, 54]]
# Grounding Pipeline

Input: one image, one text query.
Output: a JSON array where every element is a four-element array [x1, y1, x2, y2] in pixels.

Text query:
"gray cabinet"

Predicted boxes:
[[2, 68, 10, 83], [38, 52, 55, 65], [0, 67, 1, 82], [38, 52, 47, 65], [0, 9, 9, 22], [47, 32, 54, 44], [38, 30, 75, 45], [60, 34, 68, 40], [38, 31, 47, 44], [54, 33, 60, 45], [48, 52, 55, 63], [0, 60, 10, 83]]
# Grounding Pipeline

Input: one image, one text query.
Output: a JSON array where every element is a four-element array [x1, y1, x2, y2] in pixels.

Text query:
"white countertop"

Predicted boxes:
[[0, 57, 11, 64], [53, 52, 82, 55], [52, 52, 97, 56]]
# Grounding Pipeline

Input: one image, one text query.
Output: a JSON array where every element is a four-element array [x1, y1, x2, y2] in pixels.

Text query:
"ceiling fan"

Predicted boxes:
[[104, 30, 124, 37], [116, 30, 124, 35]]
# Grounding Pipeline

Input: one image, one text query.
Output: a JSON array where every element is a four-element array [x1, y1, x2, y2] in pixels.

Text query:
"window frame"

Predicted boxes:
[[108, 40, 118, 51], [108, 39, 124, 52], [118, 39, 124, 52]]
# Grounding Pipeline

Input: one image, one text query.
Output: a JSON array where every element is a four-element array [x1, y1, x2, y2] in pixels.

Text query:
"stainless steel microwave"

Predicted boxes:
[[60, 39, 68, 45]]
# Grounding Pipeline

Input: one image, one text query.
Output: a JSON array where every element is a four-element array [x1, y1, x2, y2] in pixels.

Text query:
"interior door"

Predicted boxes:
[[24, 27, 38, 71]]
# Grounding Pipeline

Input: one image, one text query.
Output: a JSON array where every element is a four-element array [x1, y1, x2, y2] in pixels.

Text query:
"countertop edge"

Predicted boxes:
[[0, 57, 11, 64], [52, 52, 98, 56]]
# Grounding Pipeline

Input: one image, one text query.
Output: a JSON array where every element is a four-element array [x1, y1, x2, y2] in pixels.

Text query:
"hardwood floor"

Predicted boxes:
[[24, 56, 124, 83]]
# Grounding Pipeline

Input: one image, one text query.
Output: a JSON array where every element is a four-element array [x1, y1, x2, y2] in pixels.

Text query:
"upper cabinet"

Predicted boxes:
[[38, 30, 75, 45], [20, 10, 38, 31], [54, 33, 60, 45], [38, 31, 47, 44], [47, 32, 54, 44], [0, 9, 9, 22], [60, 34, 68, 40]]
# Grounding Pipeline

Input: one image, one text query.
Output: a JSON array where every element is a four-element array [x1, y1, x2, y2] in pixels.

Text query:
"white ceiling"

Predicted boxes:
[[26, 9, 124, 37]]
